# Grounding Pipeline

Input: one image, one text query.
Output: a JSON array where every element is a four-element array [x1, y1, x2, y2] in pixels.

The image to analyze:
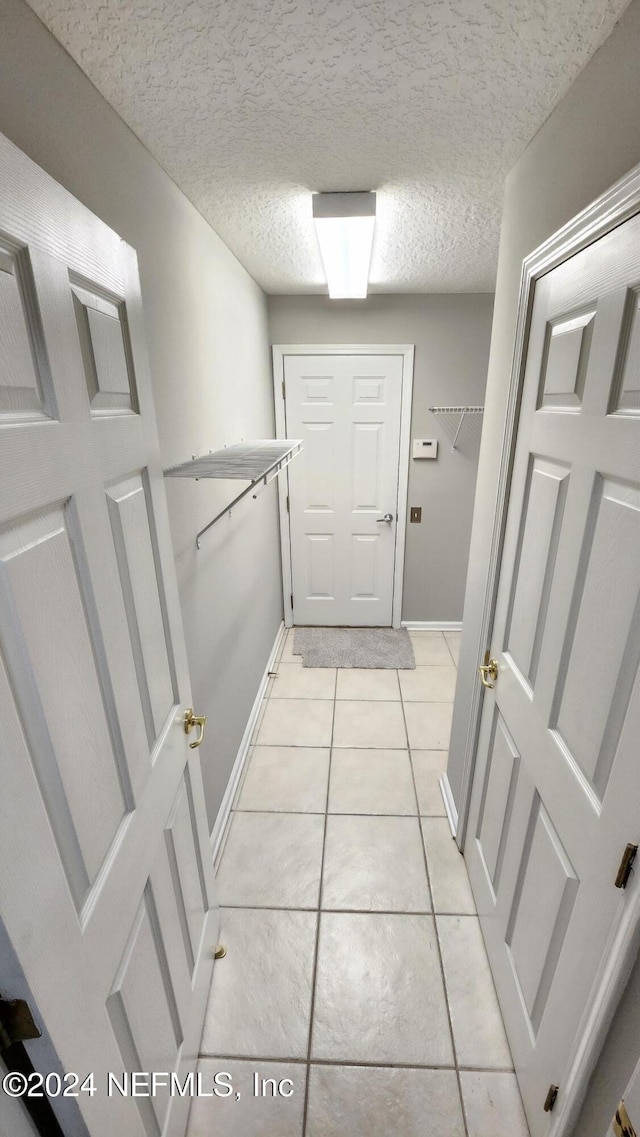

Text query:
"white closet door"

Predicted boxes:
[[285, 353, 403, 626], [0, 133, 218, 1137], [465, 209, 640, 1135]]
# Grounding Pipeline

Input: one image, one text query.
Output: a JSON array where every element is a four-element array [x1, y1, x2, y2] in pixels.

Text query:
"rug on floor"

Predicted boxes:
[[293, 626, 416, 669]]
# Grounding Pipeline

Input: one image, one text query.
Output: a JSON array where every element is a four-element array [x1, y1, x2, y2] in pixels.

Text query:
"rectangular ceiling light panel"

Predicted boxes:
[[312, 192, 376, 299]]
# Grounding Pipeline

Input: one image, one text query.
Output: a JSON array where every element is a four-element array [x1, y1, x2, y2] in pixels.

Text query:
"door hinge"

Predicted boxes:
[[286, 494, 290, 513], [290, 593, 294, 609], [282, 379, 286, 401], [543, 1085, 559, 1113], [615, 843, 638, 889], [613, 1100, 637, 1137], [0, 998, 41, 1052]]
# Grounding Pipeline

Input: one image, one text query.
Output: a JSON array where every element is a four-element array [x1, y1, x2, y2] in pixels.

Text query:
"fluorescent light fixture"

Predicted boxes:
[[312, 191, 376, 299]]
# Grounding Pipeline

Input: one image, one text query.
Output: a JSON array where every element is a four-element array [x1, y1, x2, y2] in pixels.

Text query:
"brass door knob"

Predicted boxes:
[[184, 708, 207, 748], [479, 650, 499, 689]]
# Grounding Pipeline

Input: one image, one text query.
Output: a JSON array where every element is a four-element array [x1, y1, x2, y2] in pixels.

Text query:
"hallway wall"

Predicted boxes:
[[446, 1, 640, 1133], [268, 294, 493, 623], [0, 0, 283, 831]]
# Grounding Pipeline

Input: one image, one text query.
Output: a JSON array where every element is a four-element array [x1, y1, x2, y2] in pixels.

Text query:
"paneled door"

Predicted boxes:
[[0, 134, 218, 1137], [282, 351, 409, 626], [465, 208, 640, 1135]]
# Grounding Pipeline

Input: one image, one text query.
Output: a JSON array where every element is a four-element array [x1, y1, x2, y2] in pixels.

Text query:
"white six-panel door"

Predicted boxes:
[[465, 208, 640, 1136], [0, 134, 218, 1137], [283, 352, 406, 626]]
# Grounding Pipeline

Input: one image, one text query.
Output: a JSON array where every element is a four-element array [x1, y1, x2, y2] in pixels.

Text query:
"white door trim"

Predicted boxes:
[[272, 344, 415, 629], [455, 159, 640, 1137]]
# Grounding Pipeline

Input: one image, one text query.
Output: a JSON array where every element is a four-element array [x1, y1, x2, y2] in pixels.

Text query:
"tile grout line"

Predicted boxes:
[[213, 903, 480, 917], [271, 695, 454, 703], [245, 742, 449, 750], [301, 662, 337, 1137], [400, 681, 471, 1137], [197, 1051, 515, 1074], [234, 808, 446, 818], [442, 631, 459, 670]]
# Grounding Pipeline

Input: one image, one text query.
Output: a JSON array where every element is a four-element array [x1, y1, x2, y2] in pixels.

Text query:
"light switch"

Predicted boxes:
[[413, 438, 438, 459]]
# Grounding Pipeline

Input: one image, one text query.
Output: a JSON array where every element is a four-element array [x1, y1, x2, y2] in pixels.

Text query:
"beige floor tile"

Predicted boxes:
[[404, 701, 453, 749], [321, 815, 430, 911], [335, 668, 400, 701], [437, 915, 512, 1068], [237, 746, 329, 812], [201, 908, 316, 1059], [328, 748, 417, 815], [422, 818, 476, 913], [460, 1072, 530, 1137], [216, 812, 324, 908], [256, 699, 334, 747], [411, 750, 448, 815], [399, 665, 457, 702], [332, 700, 407, 748], [187, 1059, 305, 1136], [271, 663, 336, 699], [409, 632, 453, 665], [307, 1065, 464, 1137], [279, 632, 302, 663], [444, 631, 461, 666], [311, 912, 453, 1065]]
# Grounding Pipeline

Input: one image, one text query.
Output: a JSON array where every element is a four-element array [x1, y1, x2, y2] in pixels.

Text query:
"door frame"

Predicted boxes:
[[272, 344, 415, 628], [455, 160, 640, 1137]]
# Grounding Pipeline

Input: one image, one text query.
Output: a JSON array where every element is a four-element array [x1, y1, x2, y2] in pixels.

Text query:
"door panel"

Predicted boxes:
[[70, 280, 138, 415], [506, 796, 579, 1037], [539, 307, 595, 408], [351, 533, 381, 601], [551, 476, 640, 799], [475, 710, 521, 894], [0, 502, 132, 907], [613, 286, 640, 412], [504, 458, 570, 688], [106, 887, 183, 1133], [285, 353, 405, 626], [105, 471, 177, 746], [0, 242, 55, 421], [466, 210, 640, 1136], [0, 133, 218, 1137]]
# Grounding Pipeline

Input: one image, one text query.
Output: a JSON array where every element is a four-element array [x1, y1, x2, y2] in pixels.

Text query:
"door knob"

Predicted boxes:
[[184, 707, 207, 748], [376, 513, 394, 523], [479, 651, 498, 689]]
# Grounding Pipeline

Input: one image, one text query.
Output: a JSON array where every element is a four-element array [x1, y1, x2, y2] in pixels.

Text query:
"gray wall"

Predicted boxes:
[[0, 0, 283, 830], [446, 1, 640, 1133], [268, 294, 493, 622]]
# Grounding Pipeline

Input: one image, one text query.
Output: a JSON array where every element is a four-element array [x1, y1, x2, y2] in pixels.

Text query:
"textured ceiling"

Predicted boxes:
[[27, 0, 631, 293]]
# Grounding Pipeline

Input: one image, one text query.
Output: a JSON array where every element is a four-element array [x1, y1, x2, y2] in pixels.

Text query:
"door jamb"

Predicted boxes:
[[272, 344, 415, 629], [454, 159, 640, 1137]]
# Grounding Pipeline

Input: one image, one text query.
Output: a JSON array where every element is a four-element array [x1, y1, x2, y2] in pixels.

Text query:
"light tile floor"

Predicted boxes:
[[187, 629, 530, 1137]]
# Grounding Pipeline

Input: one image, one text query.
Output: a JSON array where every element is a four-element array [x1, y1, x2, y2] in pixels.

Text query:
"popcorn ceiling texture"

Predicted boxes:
[[26, 0, 631, 293]]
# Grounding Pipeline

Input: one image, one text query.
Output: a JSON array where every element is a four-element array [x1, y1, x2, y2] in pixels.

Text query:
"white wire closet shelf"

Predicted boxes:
[[428, 405, 484, 451], [164, 439, 302, 548]]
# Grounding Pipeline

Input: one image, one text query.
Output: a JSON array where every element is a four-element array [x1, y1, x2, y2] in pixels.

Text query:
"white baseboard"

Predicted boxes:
[[210, 620, 286, 864], [439, 773, 459, 840], [402, 620, 462, 632]]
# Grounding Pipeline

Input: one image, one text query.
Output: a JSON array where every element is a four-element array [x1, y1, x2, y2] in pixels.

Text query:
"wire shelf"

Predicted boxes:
[[428, 406, 484, 450], [429, 405, 484, 414], [164, 439, 302, 547]]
